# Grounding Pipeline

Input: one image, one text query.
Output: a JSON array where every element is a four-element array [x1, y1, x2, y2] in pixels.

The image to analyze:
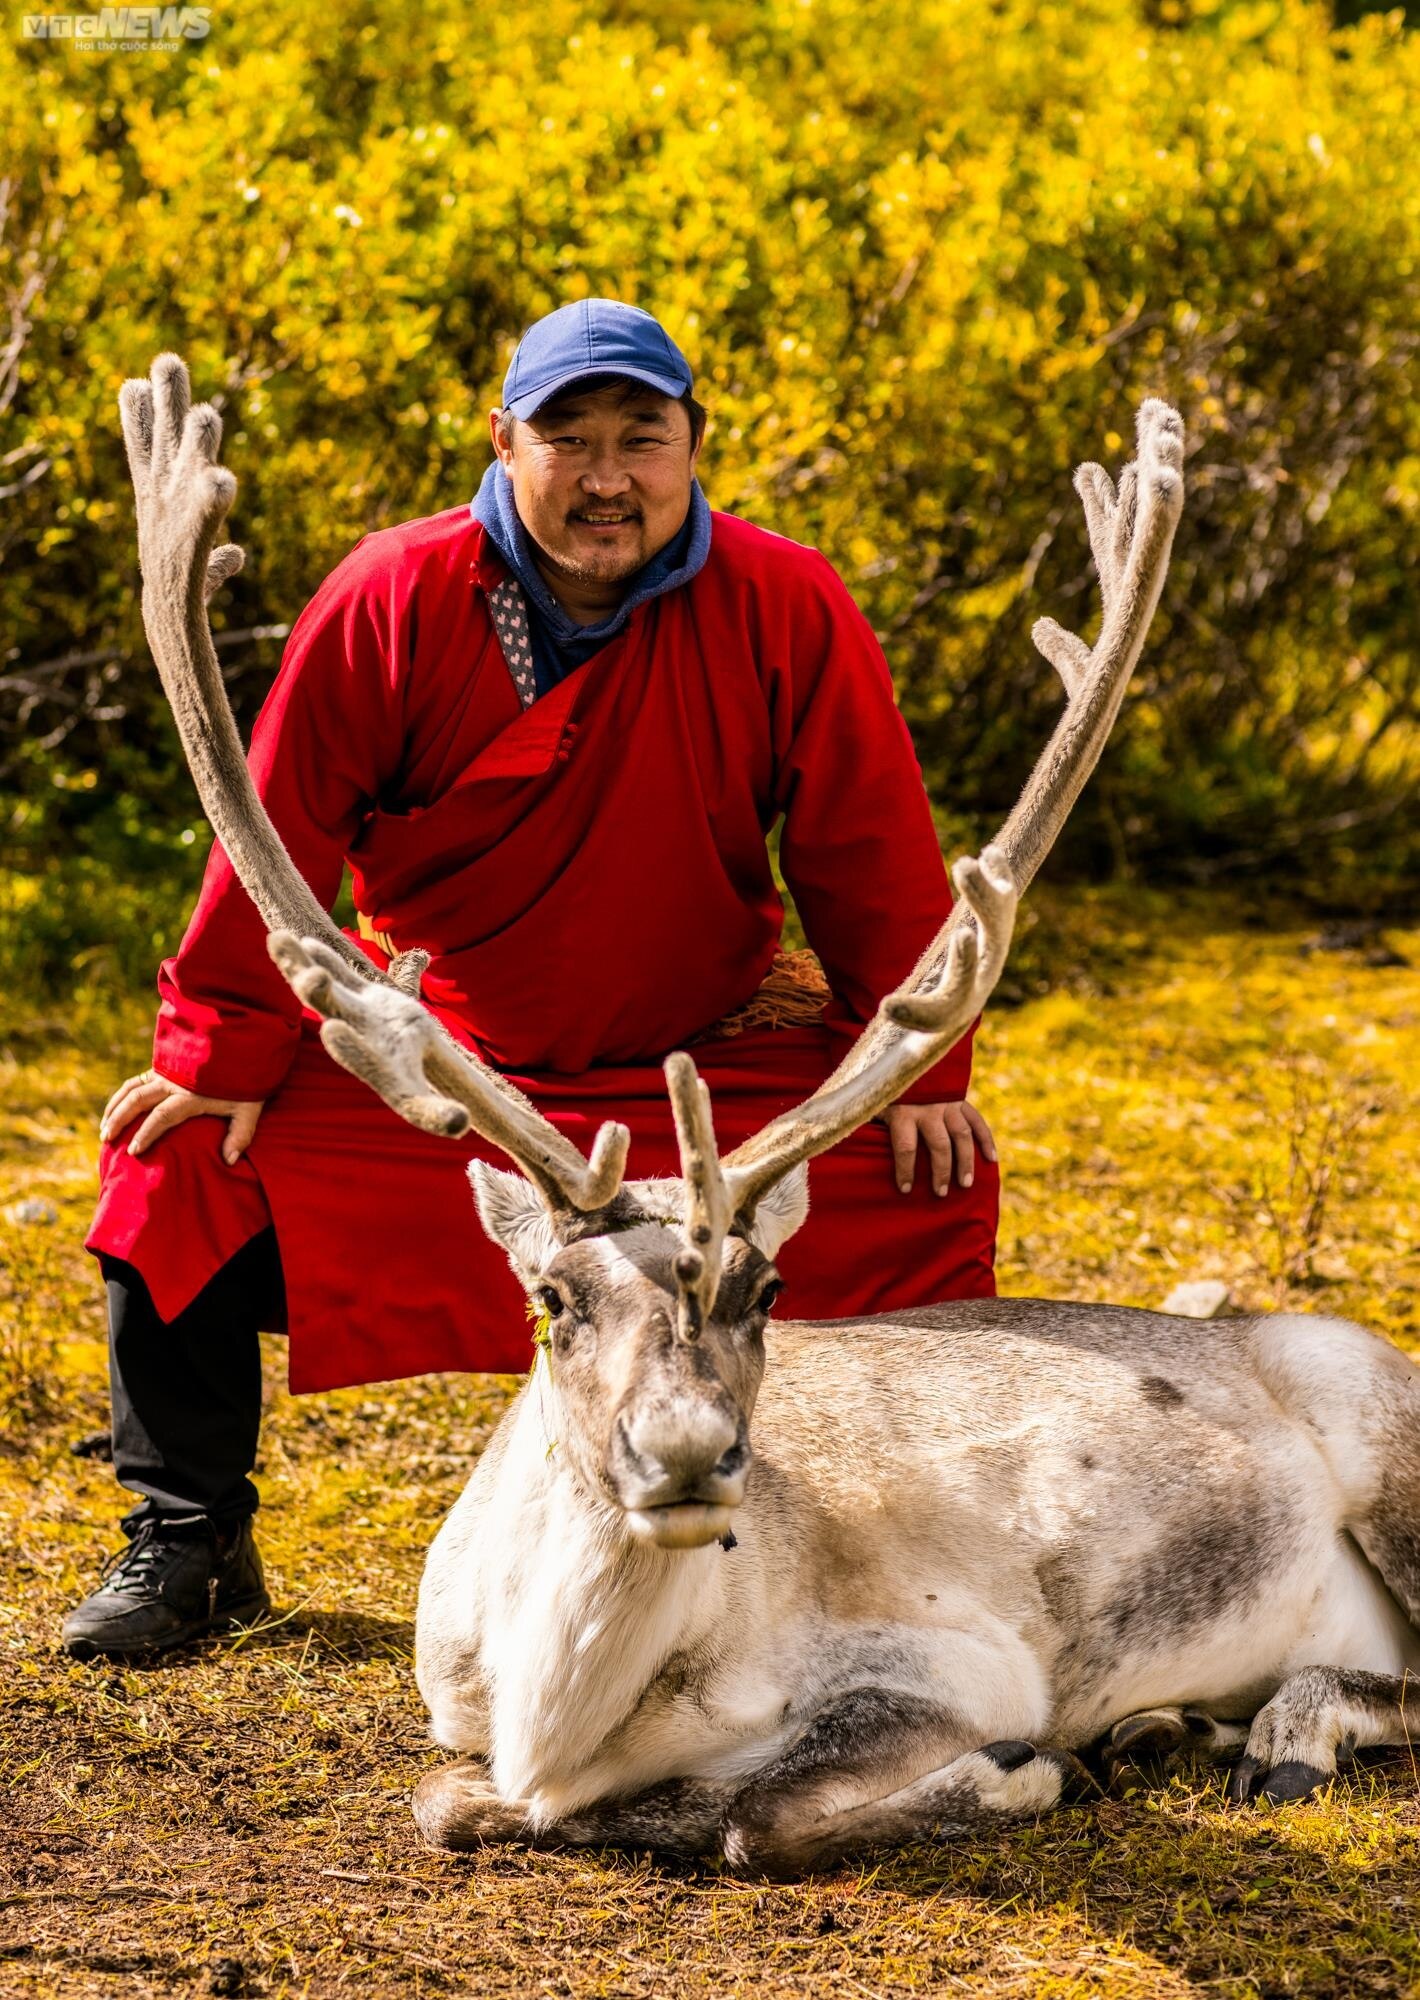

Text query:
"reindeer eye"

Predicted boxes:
[[537, 1285, 565, 1319], [755, 1278, 784, 1315]]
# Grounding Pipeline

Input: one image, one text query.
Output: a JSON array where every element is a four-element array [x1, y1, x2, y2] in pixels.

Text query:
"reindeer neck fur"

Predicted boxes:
[[476, 1353, 730, 1814]]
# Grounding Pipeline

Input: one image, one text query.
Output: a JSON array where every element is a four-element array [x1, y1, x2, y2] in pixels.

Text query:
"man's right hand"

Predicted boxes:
[[100, 1070, 266, 1166]]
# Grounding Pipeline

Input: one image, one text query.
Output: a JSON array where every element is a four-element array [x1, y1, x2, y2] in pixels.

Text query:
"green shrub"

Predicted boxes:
[[2, 0, 1416, 973]]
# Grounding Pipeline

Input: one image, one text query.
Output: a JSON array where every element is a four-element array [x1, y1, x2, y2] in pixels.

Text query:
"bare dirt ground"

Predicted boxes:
[[3, 894, 1418, 1997]]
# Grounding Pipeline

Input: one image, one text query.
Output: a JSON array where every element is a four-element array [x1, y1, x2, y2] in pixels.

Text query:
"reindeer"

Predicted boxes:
[[120, 358, 1420, 1875]]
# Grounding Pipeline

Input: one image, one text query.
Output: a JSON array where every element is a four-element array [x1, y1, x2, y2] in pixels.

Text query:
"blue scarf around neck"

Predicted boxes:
[[469, 459, 713, 698]]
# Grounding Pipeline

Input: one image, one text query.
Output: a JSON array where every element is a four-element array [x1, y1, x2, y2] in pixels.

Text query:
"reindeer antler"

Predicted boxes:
[[121, 353, 630, 1217], [120, 354, 373, 980], [701, 399, 1187, 1279]]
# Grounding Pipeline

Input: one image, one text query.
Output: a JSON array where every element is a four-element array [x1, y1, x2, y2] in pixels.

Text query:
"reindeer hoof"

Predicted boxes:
[[1227, 1755, 1329, 1806], [1111, 1709, 1186, 1759], [1102, 1707, 1187, 1787], [978, 1742, 1093, 1803], [1260, 1760, 1329, 1804], [981, 1740, 1035, 1772]]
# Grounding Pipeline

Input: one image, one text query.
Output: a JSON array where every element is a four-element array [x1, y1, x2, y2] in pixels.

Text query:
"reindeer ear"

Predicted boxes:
[[747, 1163, 809, 1259], [468, 1162, 562, 1283]]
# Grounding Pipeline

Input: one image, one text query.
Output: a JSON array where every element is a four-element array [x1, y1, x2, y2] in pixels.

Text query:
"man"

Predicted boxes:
[[75, 299, 1000, 1658]]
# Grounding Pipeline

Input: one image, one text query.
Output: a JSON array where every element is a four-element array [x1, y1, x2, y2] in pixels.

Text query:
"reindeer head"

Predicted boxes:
[[118, 355, 1185, 1558], [470, 1163, 808, 1548]]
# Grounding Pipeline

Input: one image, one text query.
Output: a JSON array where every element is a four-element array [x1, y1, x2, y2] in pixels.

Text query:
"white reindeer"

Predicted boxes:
[[121, 359, 1420, 1875]]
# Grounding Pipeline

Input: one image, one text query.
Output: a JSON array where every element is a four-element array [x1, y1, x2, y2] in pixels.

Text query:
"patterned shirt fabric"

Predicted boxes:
[[485, 573, 538, 710]]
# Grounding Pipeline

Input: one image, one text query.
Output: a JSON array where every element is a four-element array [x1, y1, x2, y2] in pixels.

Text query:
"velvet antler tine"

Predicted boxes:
[[881, 847, 1016, 1035], [718, 400, 1187, 1224], [388, 947, 430, 999], [204, 543, 245, 602], [149, 351, 190, 483], [118, 379, 154, 499], [1073, 462, 1121, 611], [1030, 617, 1091, 698], [320, 1020, 473, 1140], [582, 1121, 633, 1210], [665, 1051, 733, 1337]]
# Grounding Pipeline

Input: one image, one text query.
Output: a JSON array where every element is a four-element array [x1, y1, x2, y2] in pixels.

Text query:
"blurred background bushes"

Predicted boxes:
[[1, 0, 1416, 995]]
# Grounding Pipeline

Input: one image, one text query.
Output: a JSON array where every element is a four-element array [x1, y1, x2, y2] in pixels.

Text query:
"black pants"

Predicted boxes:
[[100, 1229, 285, 1526]]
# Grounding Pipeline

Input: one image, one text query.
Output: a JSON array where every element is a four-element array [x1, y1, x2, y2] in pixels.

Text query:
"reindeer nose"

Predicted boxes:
[[611, 1403, 747, 1510]]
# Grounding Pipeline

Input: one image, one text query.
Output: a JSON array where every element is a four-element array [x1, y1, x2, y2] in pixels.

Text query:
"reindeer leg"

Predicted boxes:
[[414, 1694, 1085, 1872], [551, 1781, 728, 1855], [1228, 1667, 1418, 1804], [719, 1688, 1087, 1878], [412, 1759, 727, 1857]]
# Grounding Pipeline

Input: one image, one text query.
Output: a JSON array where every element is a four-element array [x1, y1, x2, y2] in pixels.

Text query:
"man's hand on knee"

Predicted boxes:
[[100, 1070, 266, 1166], [876, 1101, 998, 1198]]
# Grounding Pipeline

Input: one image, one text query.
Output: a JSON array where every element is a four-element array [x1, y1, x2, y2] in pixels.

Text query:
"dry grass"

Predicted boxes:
[[2, 890, 1418, 1998]]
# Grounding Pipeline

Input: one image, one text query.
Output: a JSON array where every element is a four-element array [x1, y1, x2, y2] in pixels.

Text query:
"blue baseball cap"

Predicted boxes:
[[501, 298, 694, 420]]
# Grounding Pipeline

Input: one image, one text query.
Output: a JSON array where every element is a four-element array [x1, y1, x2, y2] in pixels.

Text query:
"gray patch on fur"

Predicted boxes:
[[1035, 1551, 1084, 1628], [1103, 1503, 1284, 1648], [1140, 1375, 1185, 1409]]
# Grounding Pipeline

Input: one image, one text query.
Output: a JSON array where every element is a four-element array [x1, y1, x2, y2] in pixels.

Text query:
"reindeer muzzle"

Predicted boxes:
[[609, 1404, 751, 1547]]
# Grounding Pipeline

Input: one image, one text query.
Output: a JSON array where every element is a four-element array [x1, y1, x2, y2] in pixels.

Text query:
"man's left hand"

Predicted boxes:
[[876, 1101, 998, 1197]]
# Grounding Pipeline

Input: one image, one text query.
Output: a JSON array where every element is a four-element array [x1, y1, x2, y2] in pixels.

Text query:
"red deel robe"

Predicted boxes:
[[88, 507, 999, 1391]]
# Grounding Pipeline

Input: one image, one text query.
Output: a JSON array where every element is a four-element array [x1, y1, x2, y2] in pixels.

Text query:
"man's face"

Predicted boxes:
[[490, 378, 701, 587]]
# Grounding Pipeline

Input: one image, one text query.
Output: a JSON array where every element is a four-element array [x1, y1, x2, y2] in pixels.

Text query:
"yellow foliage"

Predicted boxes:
[[0, 0, 1416, 890]]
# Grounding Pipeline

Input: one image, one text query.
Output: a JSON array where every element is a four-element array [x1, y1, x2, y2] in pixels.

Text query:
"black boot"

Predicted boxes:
[[61, 1511, 270, 1659]]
